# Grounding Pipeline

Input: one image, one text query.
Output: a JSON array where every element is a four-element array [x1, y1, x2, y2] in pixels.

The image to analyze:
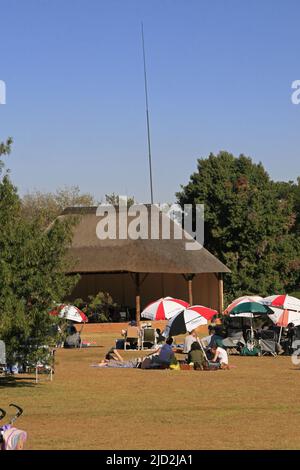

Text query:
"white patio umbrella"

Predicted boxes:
[[163, 305, 217, 338], [141, 297, 189, 321], [263, 294, 300, 312], [49, 305, 88, 346], [225, 300, 273, 348], [163, 305, 218, 360], [50, 305, 88, 323], [224, 295, 264, 315], [268, 307, 300, 327], [262, 295, 300, 342]]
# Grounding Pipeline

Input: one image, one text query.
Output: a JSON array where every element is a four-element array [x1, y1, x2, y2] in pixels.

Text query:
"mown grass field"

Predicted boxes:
[[1, 331, 300, 450]]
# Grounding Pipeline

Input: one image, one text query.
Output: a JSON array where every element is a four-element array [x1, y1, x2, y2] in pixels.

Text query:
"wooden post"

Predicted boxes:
[[135, 273, 141, 325], [182, 274, 195, 305], [130, 272, 148, 325], [218, 273, 224, 314]]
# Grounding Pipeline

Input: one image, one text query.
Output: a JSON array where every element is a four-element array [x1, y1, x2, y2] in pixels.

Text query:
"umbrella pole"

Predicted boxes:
[[249, 317, 254, 350], [79, 322, 85, 349], [199, 338, 208, 361], [278, 326, 283, 344]]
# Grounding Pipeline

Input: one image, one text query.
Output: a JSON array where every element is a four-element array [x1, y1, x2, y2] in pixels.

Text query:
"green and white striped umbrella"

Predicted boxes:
[[229, 301, 274, 318]]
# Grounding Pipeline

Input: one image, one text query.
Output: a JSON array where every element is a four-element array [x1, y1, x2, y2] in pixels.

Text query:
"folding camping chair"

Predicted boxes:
[[0, 341, 7, 375], [119, 311, 127, 322], [25, 347, 55, 383], [222, 329, 245, 354], [258, 330, 277, 357], [124, 326, 141, 350], [245, 328, 259, 351], [141, 328, 157, 350]]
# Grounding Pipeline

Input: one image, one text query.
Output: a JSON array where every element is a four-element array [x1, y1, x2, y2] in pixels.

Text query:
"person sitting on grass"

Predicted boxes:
[[210, 344, 229, 370], [144, 337, 177, 368], [187, 341, 206, 370]]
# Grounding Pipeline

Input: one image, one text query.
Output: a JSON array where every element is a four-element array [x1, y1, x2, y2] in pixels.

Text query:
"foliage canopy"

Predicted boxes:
[[177, 151, 300, 301], [0, 139, 78, 363]]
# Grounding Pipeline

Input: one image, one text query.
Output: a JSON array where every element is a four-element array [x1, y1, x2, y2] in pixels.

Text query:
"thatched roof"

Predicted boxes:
[[58, 206, 230, 274]]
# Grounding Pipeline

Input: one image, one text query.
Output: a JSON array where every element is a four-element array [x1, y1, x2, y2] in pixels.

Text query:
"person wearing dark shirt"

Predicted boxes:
[[188, 342, 206, 370], [287, 323, 296, 354]]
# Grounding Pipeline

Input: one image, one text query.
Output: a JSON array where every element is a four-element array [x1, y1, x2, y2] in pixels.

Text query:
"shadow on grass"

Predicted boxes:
[[62, 345, 104, 350], [0, 375, 36, 388]]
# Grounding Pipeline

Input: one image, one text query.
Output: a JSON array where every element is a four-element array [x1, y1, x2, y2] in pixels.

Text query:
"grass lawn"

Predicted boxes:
[[1, 331, 300, 450]]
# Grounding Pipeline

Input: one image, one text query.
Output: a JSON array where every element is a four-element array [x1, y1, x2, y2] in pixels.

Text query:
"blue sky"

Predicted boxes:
[[0, 0, 300, 203]]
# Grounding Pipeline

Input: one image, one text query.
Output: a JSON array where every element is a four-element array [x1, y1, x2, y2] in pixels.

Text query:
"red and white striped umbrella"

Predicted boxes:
[[164, 305, 218, 337], [49, 305, 88, 323], [224, 295, 264, 315], [141, 297, 189, 321], [187, 305, 218, 321], [263, 295, 300, 327], [269, 308, 300, 327], [263, 294, 300, 311]]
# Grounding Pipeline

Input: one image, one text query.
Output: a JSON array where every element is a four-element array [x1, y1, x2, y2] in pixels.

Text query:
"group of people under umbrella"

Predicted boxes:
[[223, 294, 300, 354], [95, 295, 300, 370], [50, 294, 300, 370], [49, 305, 89, 348], [98, 293, 300, 369], [97, 297, 229, 370]]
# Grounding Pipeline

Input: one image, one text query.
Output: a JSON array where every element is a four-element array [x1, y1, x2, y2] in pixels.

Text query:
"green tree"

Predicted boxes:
[[0, 139, 79, 363], [274, 180, 299, 231], [292, 178, 300, 234], [73, 291, 116, 323], [177, 151, 300, 302], [21, 186, 96, 228], [104, 193, 135, 206]]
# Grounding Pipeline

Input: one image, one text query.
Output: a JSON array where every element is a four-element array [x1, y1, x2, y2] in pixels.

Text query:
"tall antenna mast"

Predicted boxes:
[[141, 22, 154, 204]]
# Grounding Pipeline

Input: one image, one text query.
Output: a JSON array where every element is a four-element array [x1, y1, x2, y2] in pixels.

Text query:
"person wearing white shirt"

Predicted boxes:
[[183, 330, 201, 354], [211, 345, 229, 369]]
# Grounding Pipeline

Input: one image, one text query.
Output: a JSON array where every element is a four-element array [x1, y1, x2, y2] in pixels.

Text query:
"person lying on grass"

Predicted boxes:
[[98, 349, 142, 368], [210, 344, 230, 370], [98, 338, 177, 369]]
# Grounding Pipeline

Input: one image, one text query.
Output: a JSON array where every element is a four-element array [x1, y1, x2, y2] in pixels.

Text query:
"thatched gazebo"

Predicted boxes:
[[59, 206, 230, 322]]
